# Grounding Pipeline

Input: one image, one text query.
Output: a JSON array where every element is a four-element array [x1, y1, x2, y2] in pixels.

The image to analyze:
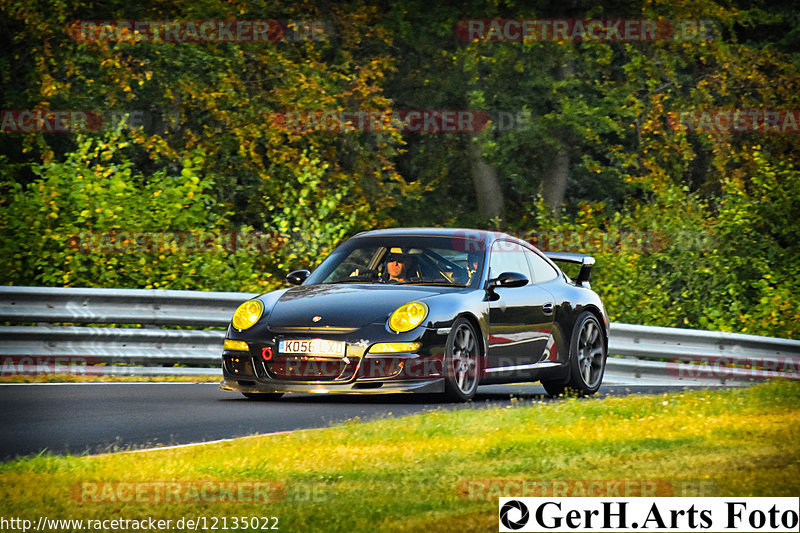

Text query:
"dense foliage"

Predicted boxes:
[[1, 0, 798, 337]]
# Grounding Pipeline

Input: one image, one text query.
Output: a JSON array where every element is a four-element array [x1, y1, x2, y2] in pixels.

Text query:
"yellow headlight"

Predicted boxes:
[[388, 302, 428, 333], [232, 300, 264, 330]]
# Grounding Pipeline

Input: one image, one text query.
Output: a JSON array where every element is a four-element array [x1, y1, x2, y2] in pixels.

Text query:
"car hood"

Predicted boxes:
[[265, 283, 449, 329]]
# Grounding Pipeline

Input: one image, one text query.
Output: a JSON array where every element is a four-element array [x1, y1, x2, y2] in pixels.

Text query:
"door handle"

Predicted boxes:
[[542, 302, 554, 315]]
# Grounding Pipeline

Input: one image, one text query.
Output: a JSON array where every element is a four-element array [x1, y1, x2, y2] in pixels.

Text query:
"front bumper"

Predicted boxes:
[[220, 376, 444, 395], [219, 325, 449, 395]]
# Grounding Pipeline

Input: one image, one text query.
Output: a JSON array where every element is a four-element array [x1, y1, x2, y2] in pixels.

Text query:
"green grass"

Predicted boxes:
[[1, 381, 798, 532]]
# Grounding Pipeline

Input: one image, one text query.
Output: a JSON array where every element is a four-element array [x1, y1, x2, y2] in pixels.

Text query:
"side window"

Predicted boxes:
[[525, 248, 559, 283], [489, 241, 532, 284], [322, 246, 380, 282]]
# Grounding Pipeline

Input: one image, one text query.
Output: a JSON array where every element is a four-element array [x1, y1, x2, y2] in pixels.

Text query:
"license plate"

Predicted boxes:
[[278, 339, 346, 357]]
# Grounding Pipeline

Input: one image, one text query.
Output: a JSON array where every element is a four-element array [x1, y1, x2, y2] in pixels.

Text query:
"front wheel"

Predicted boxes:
[[542, 312, 606, 397], [443, 318, 481, 402]]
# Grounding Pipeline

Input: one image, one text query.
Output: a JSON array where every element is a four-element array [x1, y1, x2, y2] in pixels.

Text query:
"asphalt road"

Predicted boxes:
[[0, 382, 720, 461]]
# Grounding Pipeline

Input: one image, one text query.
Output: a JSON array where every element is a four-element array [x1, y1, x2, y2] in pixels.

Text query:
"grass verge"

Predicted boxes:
[[0, 381, 798, 532]]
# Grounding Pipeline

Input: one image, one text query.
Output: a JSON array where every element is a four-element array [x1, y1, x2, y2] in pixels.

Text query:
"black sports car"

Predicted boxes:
[[220, 228, 609, 401]]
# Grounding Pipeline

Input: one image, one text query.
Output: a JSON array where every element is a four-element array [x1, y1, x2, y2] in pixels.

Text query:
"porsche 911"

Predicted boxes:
[[220, 228, 609, 401]]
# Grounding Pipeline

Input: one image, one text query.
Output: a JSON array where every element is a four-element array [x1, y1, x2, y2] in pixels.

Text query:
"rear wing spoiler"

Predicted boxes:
[[544, 252, 595, 288]]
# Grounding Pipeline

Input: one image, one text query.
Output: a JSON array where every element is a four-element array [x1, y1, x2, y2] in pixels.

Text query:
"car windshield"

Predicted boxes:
[[305, 235, 485, 288]]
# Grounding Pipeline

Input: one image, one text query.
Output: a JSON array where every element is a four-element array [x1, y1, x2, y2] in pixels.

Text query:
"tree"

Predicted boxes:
[[1, 0, 412, 289]]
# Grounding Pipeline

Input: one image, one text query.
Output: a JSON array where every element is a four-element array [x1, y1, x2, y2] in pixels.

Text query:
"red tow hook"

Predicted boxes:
[[262, 346, 273, 361]]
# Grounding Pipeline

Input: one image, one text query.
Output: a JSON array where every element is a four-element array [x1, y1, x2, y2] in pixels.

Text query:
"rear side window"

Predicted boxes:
[[525, 248, 559, 283]]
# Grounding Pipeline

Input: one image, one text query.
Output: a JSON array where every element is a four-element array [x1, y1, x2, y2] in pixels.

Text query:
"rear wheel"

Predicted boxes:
[[542, 312, 606, 397], [242, 392, 284, 401], [443, 318, 481, 402]]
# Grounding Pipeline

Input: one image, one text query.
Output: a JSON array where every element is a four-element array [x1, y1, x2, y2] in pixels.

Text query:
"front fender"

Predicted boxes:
[[419, 289, 491, 355], [226, 287, 290, 338]]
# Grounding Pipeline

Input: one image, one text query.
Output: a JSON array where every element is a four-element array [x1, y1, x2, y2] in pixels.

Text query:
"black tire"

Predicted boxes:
[[543, 311, 606, 397], [242, 392, 284, 401], [541, 379, 567, 398], [443, 318, 481, 401]]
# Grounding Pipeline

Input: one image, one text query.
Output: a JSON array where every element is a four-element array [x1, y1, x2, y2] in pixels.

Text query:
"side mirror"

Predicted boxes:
[[286, 269, 310, 285], [487, 271, 528, 289]]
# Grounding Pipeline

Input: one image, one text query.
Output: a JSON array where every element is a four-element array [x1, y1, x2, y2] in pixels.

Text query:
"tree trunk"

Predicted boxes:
[[468, 137, 504, 221], [541, 60, 575, 215], [542, 148, 570, 215]]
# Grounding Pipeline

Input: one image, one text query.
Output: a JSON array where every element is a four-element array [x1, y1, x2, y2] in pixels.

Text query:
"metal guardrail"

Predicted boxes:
[[0, 286, 251, 377], [609, 322, 800, 364], [607, 323, 800, 385], [0, 325, 224, 365], [1, 286, 798, 384], [0, 286, 247, 326]]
